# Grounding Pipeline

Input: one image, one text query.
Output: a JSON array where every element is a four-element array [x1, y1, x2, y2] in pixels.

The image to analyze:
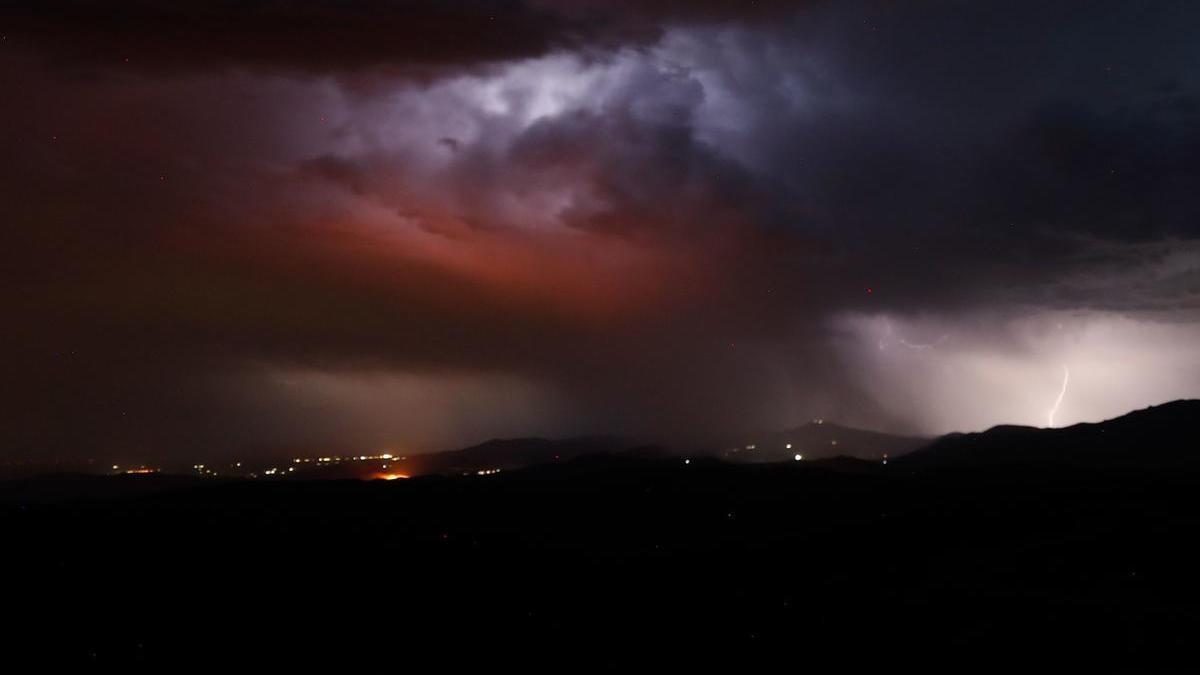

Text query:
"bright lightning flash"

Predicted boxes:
[[1047, 365, 1070, 428]]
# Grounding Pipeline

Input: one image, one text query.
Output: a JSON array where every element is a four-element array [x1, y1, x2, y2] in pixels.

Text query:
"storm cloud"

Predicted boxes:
[[3, 1, 1199, 461]]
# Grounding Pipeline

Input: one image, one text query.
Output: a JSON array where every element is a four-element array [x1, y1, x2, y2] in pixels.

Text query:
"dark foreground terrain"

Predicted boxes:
[[4, 402, 1200, 669]]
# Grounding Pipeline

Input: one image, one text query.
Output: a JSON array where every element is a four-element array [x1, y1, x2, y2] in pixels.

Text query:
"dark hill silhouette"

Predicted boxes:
[[6, 401, 1200, 668], [901, 399, 1200, 471], [0, 472, 214, 505], [721, 421, 928, 463], [288, 435, 637, 479], [410, 435, 631, 474]]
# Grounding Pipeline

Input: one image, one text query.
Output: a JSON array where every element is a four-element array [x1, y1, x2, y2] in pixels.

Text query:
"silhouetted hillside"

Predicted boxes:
[[721, 421, 928, 463], [0, 473, 214, 505], [224, 435, 642, 482], [5, 402, 1200, 668], [406, 434, 633, 474], [901, 399, 1200, 471]]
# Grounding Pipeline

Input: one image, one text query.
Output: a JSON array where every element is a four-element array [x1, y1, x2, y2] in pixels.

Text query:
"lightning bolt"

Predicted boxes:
[[1047, 365, 1069, 428]]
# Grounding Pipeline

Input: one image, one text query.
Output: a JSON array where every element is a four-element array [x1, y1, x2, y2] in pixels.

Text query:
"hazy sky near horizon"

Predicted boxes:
[[4, 1, 1200, 459]]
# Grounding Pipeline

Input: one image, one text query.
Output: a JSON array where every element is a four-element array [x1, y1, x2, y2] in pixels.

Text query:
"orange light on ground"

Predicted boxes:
[[370, 472, 409, 481]]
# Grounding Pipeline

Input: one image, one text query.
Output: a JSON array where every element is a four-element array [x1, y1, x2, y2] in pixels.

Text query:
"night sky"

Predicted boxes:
[[4, 1, 1200, 462]]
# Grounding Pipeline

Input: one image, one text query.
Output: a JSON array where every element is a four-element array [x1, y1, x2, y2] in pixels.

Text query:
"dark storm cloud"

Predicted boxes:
[[4, 0, 1200, 461], [2, 0, 804, 75], [705, 0, 1200, 314], [4, 0, 572, 74], [990, 97, 1200, 242]]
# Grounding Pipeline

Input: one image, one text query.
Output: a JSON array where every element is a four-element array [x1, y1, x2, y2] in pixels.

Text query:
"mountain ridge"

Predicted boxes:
[[900, 399, 1200, 470]]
